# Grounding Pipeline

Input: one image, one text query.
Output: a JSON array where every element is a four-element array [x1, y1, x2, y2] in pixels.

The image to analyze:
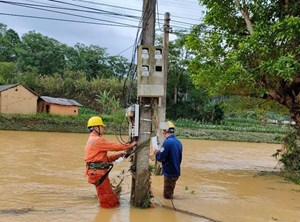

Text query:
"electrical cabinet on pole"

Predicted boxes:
[[131, 45, 165, 207], [131, 0, 170, 207], [130, 0, 157, 208]]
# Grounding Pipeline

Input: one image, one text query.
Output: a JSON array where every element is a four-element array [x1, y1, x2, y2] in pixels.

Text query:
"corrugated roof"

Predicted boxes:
[[0, 83, 19, 92], [40, 96, 82, 107]]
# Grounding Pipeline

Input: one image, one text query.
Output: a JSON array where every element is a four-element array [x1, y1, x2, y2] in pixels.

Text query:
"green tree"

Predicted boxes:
[[106, 55, 131, 79], [65, 43, 108, 80], [17, 31, 66, 75], [186, 0, 300, 128], [273, 128, 300, 183], [0, 62, 17, 84], [167, 34, 191, 106], [39, 73, 65, 96], [162, 33, 224, 121], [0, 23, 20, 62]]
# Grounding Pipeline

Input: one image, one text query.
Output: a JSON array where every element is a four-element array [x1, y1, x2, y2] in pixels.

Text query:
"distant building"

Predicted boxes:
[[0, 83, 39, 114], [38, 96, 82, 116], [282, 115, 296, 125]]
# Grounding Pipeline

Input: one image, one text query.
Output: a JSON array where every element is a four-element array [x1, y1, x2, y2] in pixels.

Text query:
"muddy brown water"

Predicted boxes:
[[0, 130, 300, 222]]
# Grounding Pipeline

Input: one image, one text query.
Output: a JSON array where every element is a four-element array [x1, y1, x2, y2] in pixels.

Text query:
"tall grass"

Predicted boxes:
[[175, 117, 289, 134]]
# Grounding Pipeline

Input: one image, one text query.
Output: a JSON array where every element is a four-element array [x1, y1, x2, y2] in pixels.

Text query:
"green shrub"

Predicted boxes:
[[273, 128, 300, 183]]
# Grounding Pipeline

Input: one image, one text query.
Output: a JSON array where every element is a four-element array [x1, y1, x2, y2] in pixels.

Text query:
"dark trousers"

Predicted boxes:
[[163, 176, 179, 199]]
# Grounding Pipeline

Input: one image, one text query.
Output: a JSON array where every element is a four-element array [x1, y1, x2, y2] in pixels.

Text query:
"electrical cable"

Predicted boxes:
[[0, 12, 139, 27], [153, 196, 221, 222], [1, 0, 140, 20], [0, 1, 140, 27], [73, 0, 201, 23], [0, 0, 199, 112], [75, 0, 204, 32], [0, 0, 200, 31], [73, 0, 142, 13], [114, 114, 129, 145], [47, 0, 139, 19], [1, 0, 201, 28], [121, 0, 159, 107], [156, 0, 163, 32], [121, 14, 142, 106], [116, 44, 137, 56]]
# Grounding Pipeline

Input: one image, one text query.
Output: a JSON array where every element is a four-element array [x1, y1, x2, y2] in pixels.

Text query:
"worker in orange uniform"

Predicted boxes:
[[85, 116, 137, 208]]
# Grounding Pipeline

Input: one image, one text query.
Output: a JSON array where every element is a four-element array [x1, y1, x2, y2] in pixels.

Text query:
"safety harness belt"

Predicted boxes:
[[86, 162, 114, 187], [94, 164, 113, 187], [87, 162, 114, 187]]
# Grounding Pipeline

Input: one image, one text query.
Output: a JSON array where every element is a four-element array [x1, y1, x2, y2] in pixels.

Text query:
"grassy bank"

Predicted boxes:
[[176, 127, 284, 143], [175, 118, 288, 143], [0, 113, 288, 143], [0, 113, 128, 135]]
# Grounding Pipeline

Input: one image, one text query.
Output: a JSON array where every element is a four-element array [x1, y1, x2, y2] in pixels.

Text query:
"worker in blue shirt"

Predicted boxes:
[[154, 121, 183, 199]]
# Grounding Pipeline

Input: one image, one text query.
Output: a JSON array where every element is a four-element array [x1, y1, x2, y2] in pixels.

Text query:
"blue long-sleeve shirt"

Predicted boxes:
[[155, 135, 182, 177]]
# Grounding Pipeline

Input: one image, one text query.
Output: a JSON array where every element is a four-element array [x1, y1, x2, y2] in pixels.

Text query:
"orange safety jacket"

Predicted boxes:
[[85, 131, 132, 170], [84, 131, 133, 208]]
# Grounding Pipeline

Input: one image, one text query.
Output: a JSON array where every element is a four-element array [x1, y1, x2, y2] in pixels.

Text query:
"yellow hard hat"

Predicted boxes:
[[87, 116, 105, 127], [160, 121, 175, 132], [167, 121, 175, 129]]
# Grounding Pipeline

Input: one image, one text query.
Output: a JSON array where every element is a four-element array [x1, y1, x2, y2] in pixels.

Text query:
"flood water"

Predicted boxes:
[[0, 130, 300, 222]]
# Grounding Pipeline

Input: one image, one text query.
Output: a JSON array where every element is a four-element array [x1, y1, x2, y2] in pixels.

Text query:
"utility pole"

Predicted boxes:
[[155, 12, 170, 175], [163, 12, 170, 105], [158, 13, 170, 135], [131, 0, 156, 207], [141, 0, 156, 46]]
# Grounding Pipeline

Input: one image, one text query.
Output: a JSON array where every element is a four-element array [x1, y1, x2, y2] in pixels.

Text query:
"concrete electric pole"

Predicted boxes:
[[130, 0, 156, 208], [130, 0, 170, 207], [154, 12, 171, 175]]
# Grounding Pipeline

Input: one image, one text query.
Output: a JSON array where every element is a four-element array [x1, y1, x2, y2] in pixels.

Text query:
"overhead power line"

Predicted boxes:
[[0, 0, 143, 28], [0, 12, 140, 28], [74, 0, 202, 25], [1, 1, 140, 19], [73, 0, 141, 13], [0, 1, 139, 27], [0, 0, 200, 30]]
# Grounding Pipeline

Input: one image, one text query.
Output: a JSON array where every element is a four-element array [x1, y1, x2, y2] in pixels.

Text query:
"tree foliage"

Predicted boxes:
[[273, 128, 300, 175], [0, 23, 20, 62], [0, 22, 221, 121], [17, 31, 66, 75], [0, 22, 133, 111], [165, 33, 224, 121], [186, 0, 300, 127], [0, 62, 16, 84], [65, 43, 107, 80]]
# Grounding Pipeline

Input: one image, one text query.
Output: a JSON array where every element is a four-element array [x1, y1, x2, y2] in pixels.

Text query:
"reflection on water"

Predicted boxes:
[[0, 130, 300, 222]]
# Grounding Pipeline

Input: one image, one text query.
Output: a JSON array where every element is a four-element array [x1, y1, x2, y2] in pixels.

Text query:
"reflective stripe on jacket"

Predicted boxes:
[[85, 131, 131, 163]]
